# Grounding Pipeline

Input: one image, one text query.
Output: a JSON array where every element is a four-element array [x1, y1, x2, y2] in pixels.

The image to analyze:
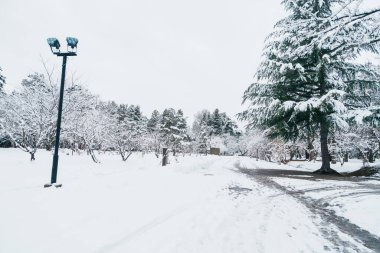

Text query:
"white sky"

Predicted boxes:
[[1, 0, 284, 121]]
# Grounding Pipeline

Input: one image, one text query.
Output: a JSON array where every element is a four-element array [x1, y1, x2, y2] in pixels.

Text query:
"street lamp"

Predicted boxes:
[[44, 37, 78, 188]]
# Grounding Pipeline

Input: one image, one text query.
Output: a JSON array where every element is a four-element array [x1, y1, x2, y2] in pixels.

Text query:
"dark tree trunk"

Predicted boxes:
[[313, 115, 339, 175], [344, 152, 349, 162], [30, 152, 36, 161], [256, 148, 259, 161], [125, 152, 133, 161], [89, 149, 99, 163], [313, 59, 340, 175], [121, 152, 132, 161], [307, 140, 314, 161], [119, 148, 126, 161], [319, 117, 331, 171], [368, 149, 374, 163], [162, 148, 168, 166]]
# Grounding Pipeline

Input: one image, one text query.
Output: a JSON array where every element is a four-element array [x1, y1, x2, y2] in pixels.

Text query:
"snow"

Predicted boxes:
[[238, 156, 372, 174], [271, 176, 380, 238], [227, 157, 380, 243], [0, 149, 379, 252], [285, 159, 374, 173], [339, 195, 380, 236]]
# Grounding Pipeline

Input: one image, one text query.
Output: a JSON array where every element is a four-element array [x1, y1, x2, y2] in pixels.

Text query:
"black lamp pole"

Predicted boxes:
[[45, 37, 78, 188], [51, 54, 67, 185]]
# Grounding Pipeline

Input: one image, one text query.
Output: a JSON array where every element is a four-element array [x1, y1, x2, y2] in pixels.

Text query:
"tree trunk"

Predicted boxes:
[[119, 148, 126, 161], [256, 148, 259, 161], [313, 115, 339, 175], [368, 149, 374, 163], [125, 151, 133, 161], [162, 148, 168, 166], [30, 152, 36, 161], [305, 150, 310, 160], [344, 152, 348, 162], [89, 149, 99, 163]]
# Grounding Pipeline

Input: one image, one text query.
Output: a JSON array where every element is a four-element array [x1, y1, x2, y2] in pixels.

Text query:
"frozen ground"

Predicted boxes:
[[0, 149, 379, 253]]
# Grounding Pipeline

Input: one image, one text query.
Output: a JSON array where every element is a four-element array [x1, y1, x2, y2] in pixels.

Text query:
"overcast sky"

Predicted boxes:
[[1, 0, 285, 122]]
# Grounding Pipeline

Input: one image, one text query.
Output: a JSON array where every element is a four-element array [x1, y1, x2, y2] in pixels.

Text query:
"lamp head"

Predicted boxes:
[[47, 38, 60, 50], [47, 37, 78, 56], [66, 37, 78, 49]]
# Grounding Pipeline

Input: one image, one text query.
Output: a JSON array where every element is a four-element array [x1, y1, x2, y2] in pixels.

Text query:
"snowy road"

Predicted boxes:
[[237, 159, 380, 253], [0, 150, 379, 253]]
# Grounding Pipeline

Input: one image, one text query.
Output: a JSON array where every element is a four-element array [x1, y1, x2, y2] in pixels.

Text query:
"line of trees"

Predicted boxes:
[[0, 69, 243, 162]]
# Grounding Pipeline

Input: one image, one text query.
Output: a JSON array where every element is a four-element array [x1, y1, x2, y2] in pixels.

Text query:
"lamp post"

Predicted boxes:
[[44, 37, 78, 188]]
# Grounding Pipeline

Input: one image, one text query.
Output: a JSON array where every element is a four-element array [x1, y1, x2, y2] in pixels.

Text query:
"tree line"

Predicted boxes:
[[1, 0, 380, 169], [0, 70, 243, 162]]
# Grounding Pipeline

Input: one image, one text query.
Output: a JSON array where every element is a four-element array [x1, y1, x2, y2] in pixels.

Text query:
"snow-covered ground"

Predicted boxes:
[[0, 149, 379, 253], [242, 157, 378, 173]]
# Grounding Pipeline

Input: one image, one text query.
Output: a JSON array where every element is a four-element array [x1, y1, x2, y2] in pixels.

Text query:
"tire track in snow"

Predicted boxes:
[[95, 157, 235, 253], [94, 203, 196, 253], [236, 161, 380, 253]]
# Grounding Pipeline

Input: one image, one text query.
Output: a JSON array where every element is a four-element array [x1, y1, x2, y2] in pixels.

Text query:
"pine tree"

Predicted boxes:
[[219, 112, 238, 136], [175, 109, 190, 153], [117, 104, 129, 122], [160, 108, 177, 148], [211, 109, 223, 136], [147, 110, 162, 156], [108, 104, 146, 161], [197, 123, 209, 155], [147, 110, 161, 133], [240, 0, 380, 174], [160, 108, 189, 154], [192, 111, 212, 154]]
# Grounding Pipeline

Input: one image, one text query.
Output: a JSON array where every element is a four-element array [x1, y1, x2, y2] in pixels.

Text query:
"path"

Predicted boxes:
[[236, 158, 380, 253]]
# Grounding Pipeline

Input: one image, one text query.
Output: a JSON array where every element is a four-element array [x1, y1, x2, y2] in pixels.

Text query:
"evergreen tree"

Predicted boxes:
[[176, 109, 188, 136], [192, 111, 212, 154], [175, 109, 190, 153], [240, 0, 380, 174], [160, 108, 189, 154], [197, 123, 209, 155], [147, 110, 161, 133], [117, 104, 129, 122], [211, 109, 223, 135], [110, 104, 146, 161], [147, 110, 162, 156], [160, 108, 177, 147], [219, 112, 238, 136]]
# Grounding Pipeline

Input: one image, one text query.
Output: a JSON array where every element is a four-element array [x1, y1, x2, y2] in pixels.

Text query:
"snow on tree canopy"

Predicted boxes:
[[239, 0, 380, 173]]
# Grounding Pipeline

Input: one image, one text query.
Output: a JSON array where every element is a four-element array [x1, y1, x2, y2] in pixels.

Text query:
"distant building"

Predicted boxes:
[[210, 147, 220, 156]]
